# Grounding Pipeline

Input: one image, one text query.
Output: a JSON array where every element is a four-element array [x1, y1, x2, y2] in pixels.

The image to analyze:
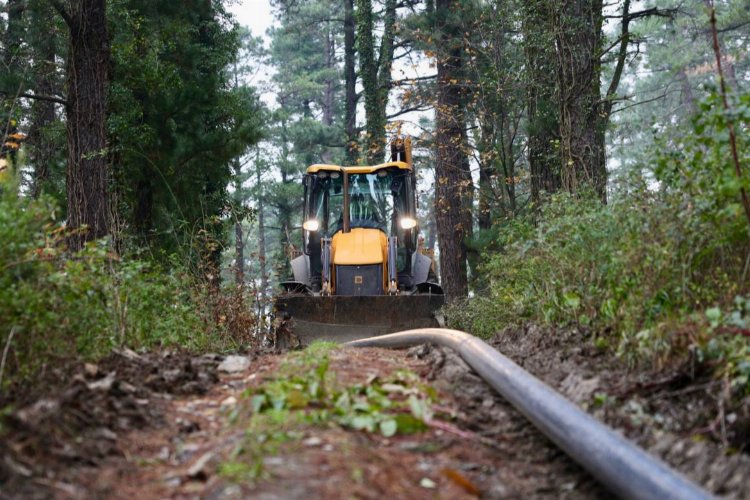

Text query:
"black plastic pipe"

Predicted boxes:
[[345, 328, 712, 500]]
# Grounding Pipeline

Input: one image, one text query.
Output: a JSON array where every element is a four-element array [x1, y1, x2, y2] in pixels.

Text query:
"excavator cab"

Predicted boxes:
[[276, 137, 443, 345], [301, 164, 420, 295]]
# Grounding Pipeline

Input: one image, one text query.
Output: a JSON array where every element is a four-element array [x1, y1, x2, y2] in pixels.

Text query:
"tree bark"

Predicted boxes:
[[356, 0, 397, 164], [523, 0, 561, 202], [232, 158, 245, 287], [3, 0, 26, 72], [28, 3, 58, 198], [57, 0, 111, 249], [434, 0, 471, 302], [554, 0, 605, 201], [256, 155, 268, 295], [344, 0, 358, 164]]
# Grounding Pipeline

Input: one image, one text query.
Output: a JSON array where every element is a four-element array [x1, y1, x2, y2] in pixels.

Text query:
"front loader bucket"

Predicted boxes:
[[274, 294, 444, 347]]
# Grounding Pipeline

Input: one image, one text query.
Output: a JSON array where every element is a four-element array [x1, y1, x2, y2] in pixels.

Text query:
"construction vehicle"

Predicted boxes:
[[0, 119, 25, 184], [275, 136, 443, 345]]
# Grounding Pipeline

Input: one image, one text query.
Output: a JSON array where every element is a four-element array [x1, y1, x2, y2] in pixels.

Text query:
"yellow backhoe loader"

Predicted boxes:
[[275, 136, 443, 345]]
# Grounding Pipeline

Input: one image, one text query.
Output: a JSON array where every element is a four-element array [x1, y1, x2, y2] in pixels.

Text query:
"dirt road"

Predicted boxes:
[[2, 325, 749, 498]]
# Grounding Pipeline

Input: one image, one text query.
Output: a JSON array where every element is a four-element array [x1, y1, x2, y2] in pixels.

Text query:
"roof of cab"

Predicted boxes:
[[306, 160, 411, 174]]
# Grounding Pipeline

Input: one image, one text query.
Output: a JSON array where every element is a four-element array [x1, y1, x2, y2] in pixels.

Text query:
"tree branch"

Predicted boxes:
[[46, 0, 73, 27], [386, 105, 431, 119], [605, 0, 631, 106], [0, 89, 67, 105], [390, 74, 437, 88]]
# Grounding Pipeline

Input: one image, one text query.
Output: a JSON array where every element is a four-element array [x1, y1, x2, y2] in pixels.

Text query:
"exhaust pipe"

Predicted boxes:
[[345, 328, 712, 500]]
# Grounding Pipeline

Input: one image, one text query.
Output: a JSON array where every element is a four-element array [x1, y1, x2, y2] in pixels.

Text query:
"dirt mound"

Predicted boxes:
[[0, 349, 220, 499], [483, 323, 750, 497]]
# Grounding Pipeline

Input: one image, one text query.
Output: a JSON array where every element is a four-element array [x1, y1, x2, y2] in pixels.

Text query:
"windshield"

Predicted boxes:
[[348, 172, 393, 233], [309, 172, 344, 236], [309, 168, 408, 237]]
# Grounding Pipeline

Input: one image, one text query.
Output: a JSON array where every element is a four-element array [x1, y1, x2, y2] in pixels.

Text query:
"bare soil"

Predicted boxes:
[[483, 324, 750, 498], [1, 324, 749, 499]]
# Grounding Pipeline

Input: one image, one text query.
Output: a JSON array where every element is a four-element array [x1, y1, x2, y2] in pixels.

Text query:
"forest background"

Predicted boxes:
[[1, 0, 750, 403]]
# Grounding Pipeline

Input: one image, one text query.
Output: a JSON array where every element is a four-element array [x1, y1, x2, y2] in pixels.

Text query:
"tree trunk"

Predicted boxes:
[[344, 0, 358, 164], [357, 0, 396, 164], [59, 0, 111, 250], [500, 109, 517, 214], [320, 22, 335, 164], [2, 0, 26, 153], [256, 156, 268, 294], [523, 0, 561, 203], [554, 0, 605, 201], [233, 159, 245, 287], [133, 176, 153, 238], [476, 119, 494, 230], [357, 0, 380, 163], [322, 23, 335, 128], [29, 3, 58, 198], [3, 0, 26, 73], [434, 0, 471, 303], [235, 219, 244, 286]]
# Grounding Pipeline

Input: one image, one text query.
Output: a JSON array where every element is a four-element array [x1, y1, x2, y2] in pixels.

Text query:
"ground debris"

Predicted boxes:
[[0, 350, 219, 499], [186, 451, 216, 480], [217, 355, 251, 373], [4, 328, 749, 499], [486, 323, 750, 498]]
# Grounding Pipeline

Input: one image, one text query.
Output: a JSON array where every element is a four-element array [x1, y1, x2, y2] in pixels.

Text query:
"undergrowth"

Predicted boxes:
[[450, 91, 750, 394], [0, 186, 251, 389], [220, 342, 438, 482]]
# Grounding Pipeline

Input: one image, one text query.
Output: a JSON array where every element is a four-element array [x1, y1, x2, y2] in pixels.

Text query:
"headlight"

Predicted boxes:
[[303, 219, 320, 231], [399, 217, 417, 230]]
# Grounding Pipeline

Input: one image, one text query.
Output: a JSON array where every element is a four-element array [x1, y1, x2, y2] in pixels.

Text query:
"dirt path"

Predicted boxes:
[[2, 326, 750, 499], [1, 344, 604, 499]]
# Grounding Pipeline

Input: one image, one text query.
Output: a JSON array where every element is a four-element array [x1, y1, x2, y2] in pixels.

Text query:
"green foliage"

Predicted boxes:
[[223, 343, 437, 481], [0, 190, 229, 387], [695, 296, 750, 391], [452, 91, 750, 391], [609, 0, 750, 181], [108, 0, 263, 263], [247, 345, 433, 435]]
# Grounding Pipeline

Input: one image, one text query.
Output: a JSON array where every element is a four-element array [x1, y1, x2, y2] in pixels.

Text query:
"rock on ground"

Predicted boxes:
[[217, 355, 251, 373]]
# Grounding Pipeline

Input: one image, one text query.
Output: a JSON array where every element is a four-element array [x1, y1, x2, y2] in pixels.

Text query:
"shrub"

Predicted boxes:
[[0, 189, 240, 387], [451, 91, 750, 392]]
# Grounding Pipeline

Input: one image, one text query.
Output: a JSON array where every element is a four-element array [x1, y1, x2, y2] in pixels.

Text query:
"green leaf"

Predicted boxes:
[[563, 291, 581, 310], [393, 414, 426, 434], [706, 307, 722, 328], [350, 415, 375, 431], [379, 419, 397, 437], [286, 390, 308, 409], [251, 394, 267, 413]]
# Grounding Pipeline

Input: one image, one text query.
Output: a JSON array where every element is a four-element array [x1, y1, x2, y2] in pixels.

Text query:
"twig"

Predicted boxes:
[[708, 3, 750, 231], [426, 418, 478, 440], [0, 327, 17, 387]]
